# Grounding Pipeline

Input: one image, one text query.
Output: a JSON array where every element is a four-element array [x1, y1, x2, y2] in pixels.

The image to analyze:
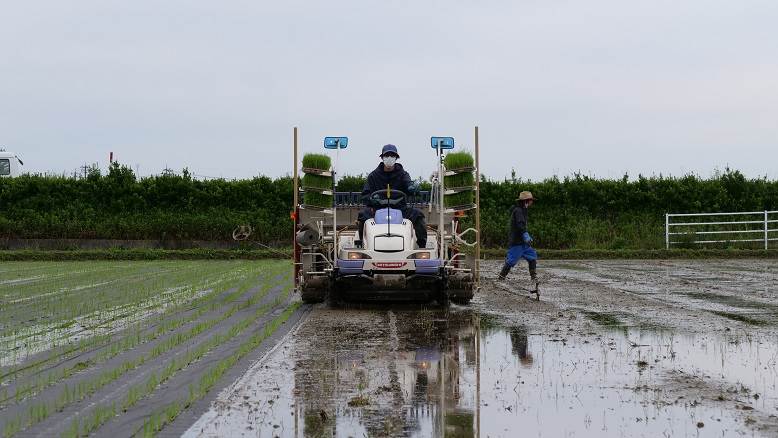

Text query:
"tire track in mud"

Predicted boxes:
[[496, 260, 778, 333], [10, 274, 289, 437], [476, 261, 778, 437]]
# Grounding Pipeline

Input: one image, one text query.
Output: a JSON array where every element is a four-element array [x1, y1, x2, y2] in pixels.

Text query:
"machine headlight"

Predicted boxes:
[[346, 252, 371, 260], [407, 252, 431, 259]]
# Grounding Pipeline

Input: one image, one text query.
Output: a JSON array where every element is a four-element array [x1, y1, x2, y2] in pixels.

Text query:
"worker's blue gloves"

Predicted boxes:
[[407, 182, 420, 194], [522, 232, 533, 244]]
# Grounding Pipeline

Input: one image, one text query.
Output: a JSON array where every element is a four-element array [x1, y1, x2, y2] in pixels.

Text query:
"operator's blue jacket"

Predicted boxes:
[[360, 163, 414, 208]]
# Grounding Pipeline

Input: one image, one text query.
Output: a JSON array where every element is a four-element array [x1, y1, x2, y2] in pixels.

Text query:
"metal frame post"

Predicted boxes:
[[293, 127, 299, 287], [766, 210, 769, 250], [474, 126, 481, 285], [293, 127, 298, 216], [665, 213, 669, 249], [438, 143, 446, 260], [332, 141, 340, 246]]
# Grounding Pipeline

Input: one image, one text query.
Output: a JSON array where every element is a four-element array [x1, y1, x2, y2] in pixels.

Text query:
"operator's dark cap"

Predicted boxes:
[[380, 144, 399, 158]]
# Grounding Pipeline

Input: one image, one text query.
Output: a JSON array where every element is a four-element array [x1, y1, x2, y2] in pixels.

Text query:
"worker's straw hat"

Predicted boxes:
[[517, 191, 535, 201]]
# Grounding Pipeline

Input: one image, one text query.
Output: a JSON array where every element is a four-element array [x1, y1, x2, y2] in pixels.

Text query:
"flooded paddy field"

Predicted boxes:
[[0, 260, 301, 437], [186, 260, 778, 438]]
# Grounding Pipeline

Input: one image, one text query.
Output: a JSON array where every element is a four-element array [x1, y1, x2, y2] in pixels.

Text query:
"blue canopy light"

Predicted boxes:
[[430, 137, 454, 150], [324, 137, 348, 149]]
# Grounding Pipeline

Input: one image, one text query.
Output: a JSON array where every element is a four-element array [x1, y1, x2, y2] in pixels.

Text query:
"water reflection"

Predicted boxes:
[[509, 325, 533, 367], [289, 308, 777, 438], [188, 306, 778, 438], [293, 309, 480, 437]]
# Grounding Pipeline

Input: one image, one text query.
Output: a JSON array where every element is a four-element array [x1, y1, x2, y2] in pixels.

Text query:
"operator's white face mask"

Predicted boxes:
[[382, 156, 397, 168]]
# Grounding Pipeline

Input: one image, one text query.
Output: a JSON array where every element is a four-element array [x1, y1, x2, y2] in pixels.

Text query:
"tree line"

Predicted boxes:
[[1, 163, 775, 249]]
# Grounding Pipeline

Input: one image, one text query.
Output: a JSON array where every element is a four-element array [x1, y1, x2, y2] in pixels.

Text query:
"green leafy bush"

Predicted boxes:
[[1, 164, 776, 249]]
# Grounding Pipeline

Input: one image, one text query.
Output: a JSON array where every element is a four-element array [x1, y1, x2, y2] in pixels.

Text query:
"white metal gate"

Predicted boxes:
[[665, 211, 778, 249]]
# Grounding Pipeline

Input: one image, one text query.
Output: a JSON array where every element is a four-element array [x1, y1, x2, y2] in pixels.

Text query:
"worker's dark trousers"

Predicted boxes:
[[357, 207, 427, 247], [499, 259, 537, 279]]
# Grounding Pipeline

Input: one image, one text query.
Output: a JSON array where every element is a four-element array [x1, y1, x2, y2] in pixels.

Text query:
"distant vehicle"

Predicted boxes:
[[0, 150, 24, 177]]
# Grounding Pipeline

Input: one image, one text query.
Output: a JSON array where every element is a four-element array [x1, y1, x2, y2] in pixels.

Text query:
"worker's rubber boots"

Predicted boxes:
[[528, 260, 538, 281], [498, 263, 512, 280]]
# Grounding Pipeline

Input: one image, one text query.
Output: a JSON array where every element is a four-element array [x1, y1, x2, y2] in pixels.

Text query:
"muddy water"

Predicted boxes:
[[185, 305, 778, 437]]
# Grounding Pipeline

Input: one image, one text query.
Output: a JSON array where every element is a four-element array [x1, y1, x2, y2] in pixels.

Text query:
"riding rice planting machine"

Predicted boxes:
[[291, 129, 482, 305]]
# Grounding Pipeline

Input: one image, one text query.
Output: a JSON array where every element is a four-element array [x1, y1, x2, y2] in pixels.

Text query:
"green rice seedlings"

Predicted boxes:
[[303, 191, 333, 208], [301, 173, 333, 190], [301, 153, 331, 171], [444, 191, 475, 208], [443, 151, 475, 207], [444, 171, 474, 189], [141, 302, 301, 436], [302, 153, 333, 208], [443, 151, 474, 171], [3, 417, 22, 438]]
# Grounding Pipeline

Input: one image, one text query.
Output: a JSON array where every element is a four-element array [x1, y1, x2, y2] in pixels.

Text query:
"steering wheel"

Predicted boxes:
[[369, 189, 406, 207]]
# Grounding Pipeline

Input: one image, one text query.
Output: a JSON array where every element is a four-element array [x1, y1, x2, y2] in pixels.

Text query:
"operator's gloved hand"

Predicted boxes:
[[522, 232, 533, 244], [369, 193, 383, 206], [408, 181, 420, 195]]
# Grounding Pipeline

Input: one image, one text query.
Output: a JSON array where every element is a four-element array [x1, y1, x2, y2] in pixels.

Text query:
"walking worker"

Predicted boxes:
[[498, 191, 538, 283]]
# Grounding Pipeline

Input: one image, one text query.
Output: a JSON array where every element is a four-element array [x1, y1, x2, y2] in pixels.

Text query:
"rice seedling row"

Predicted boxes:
[[136, 302, 301, 437], [92, 288, 299, 437], [0, 263, 276, 405], [0, 262, 253, 368], [0, 260, 292, 437]]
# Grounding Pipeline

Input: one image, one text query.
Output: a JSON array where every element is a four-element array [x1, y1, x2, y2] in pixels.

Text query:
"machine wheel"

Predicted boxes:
[[436, 285, 450, 307], [450, 292, 473, 305], [301, 288, 326, 304], [327, 281, 342, 307], [300, 276, 329, 304], [446, 272, 474, 305]]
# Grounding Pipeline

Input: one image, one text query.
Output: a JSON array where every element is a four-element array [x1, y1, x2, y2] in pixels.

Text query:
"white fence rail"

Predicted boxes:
[[665, 210, 778, 249]]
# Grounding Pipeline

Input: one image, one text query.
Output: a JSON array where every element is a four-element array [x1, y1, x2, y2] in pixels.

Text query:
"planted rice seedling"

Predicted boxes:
[[0, 260, 295, 437]]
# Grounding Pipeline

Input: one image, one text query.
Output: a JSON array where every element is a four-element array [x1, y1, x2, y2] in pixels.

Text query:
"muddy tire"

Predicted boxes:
[[327, 282, 342, 307], [300, 276, 329, 304], [447, 272, 474, 305], [436, 287, 450, 307], [300, 288, 326, 304], [450, 293, 473, 305]]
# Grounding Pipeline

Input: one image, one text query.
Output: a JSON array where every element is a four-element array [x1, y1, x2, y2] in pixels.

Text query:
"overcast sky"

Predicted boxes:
[[1, 0, 776, 181]]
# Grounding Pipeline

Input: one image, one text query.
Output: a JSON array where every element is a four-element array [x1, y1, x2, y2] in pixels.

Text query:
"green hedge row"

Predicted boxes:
[[1, 164, 776, 249]]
